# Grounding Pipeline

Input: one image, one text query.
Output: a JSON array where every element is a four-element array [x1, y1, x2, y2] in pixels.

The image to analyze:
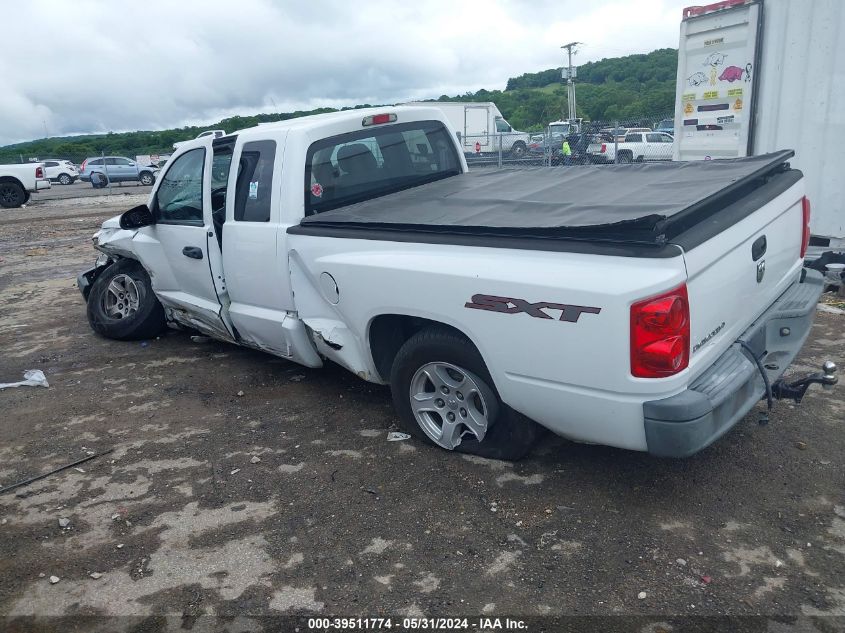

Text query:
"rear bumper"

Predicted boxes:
[[643, 269, 824, 457], [34, 179, 51, 191]]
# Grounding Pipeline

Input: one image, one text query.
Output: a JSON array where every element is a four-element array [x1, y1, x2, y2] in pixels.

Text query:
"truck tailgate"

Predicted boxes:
[[678, 169, 806, 379]]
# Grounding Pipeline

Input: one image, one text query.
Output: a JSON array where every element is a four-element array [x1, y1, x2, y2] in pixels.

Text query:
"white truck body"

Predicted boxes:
[[0, 162, 51, 208], [673, 0, 844, 252], [405, 101, 530, 158], [79, 106, 833, 459]]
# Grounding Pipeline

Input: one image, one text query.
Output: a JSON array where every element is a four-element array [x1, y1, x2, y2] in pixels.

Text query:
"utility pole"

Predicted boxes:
[[561, 42, 582, 124]]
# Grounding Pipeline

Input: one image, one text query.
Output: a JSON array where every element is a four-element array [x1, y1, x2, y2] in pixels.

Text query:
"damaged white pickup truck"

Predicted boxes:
[[78, 106, 837, 459]]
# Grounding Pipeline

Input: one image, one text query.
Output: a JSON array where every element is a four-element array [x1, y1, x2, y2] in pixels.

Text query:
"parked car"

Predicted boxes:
[[656, 119, 675, 135], [77, 106, 834, 461], [39, 159, 79, 185], [588, 131, 675, 163], [79, 157, 159, 187], [0, 163, 51, 208], [173, 130, 226, 150]]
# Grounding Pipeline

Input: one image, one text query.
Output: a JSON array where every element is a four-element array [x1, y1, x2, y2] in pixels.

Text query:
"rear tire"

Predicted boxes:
[[390, 327, 540, 460], [58, 173, 72, 185], [617, 152, 633, 164], [139, 171, 154, 186], [0, 181, 25, 208], [86, 259, 165, 341]]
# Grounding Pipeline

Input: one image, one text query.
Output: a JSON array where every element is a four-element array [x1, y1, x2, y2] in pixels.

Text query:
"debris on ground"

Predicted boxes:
[[0, 369, 49, 390], [237, 390, 245, 397], [676, 558, 687, 566], [190, 335, 211, 343], [795, 441, 807, 450], [57, 518, 70, 528], [49, 576, 60, 584], [387, 432, 411, 441], [89, 572, 102, 579], [250, 456, 261, 464], [700, 575, 712, 584], [637, 591, 647, 600], [0, 449, 113, 496], [230, 468, 241, 475]]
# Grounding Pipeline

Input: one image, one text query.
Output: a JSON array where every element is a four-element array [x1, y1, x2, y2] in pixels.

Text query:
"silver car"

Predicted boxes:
[[79, 156, 158, 188]]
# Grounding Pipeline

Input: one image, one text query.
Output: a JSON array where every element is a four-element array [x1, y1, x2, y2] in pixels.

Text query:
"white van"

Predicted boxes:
[[405, 102, 530, 159]]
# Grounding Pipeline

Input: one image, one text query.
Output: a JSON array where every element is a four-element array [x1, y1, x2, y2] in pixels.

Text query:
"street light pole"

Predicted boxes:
[[561, 42, 582, 124]]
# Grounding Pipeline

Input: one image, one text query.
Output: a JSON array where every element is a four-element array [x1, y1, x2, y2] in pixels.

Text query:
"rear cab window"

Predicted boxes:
[[305, 120, 460, 216]]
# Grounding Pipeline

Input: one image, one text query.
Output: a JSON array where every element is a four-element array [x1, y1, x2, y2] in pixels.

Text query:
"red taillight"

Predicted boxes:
[[800, 196, 811, 259], [631, 284, 690, 378], [35, 166, 44, 178], [81, 159, 88, 171], [600, 143, 607, 153]]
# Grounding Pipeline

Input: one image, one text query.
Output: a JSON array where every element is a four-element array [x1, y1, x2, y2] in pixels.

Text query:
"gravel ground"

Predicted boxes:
[[0, 195, 843, 632]]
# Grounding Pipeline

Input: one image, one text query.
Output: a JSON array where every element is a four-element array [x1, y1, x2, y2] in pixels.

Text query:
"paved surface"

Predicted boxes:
[[1, 194, 844, 630]]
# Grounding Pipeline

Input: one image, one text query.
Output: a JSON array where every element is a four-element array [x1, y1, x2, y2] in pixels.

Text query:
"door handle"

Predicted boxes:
[[182, 246, 203, 260]]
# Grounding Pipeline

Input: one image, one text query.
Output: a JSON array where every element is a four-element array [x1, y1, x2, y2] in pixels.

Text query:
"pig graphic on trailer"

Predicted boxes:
[[719, 63, 753, 83]]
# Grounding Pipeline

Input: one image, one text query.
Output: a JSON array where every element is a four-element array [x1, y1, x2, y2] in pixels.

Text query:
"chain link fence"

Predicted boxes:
[[460, 114, 676, 168]]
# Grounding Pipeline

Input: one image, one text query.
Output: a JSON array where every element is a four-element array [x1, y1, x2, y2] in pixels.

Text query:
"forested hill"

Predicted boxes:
[[0, 48, 678, 164]]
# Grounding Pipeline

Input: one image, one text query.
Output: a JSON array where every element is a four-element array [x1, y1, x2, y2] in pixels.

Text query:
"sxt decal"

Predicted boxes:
[[465, 294, 601, 323]]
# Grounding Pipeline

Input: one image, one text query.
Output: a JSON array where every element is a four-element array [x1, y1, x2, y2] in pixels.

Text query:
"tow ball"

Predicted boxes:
[[771, 361, 838, 403]]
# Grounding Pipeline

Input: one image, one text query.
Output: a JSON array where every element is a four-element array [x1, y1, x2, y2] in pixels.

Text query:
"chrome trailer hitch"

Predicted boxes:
[[771, 361, 838, 404]]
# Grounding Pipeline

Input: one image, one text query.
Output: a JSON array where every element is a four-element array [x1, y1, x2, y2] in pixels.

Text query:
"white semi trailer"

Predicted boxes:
[[672, 0, 845, 262]]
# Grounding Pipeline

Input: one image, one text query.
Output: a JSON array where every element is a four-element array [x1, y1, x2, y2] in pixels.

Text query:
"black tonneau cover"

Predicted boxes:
[[299, 151, 794, 245]]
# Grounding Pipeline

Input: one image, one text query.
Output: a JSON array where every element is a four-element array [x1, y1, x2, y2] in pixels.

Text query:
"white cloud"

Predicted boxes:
[[0, 0, 689, 145]]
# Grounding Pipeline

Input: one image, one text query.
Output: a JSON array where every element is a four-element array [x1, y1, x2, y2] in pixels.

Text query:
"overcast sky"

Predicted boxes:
[[0, 0, 691, 146]]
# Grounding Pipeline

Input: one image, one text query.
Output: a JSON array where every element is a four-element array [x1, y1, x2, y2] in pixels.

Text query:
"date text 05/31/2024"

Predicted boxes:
[[307, 617, 528, 630]]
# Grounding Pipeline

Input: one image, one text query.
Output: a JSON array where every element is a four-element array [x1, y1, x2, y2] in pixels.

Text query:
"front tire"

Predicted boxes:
[[86, 259, 165, 340], [390, 328, 540, 460], [509, 141, 527, 160], [0, 181, 25, 208]]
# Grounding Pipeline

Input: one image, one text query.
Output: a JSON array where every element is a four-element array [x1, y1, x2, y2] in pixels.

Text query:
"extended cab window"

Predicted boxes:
[[234, 140, 276, 222], [155, 148, 205, 224], [305, 120, 460, 215]]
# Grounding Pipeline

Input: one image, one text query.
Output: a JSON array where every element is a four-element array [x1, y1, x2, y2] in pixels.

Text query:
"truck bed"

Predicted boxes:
[[293, 151, 795, 248]]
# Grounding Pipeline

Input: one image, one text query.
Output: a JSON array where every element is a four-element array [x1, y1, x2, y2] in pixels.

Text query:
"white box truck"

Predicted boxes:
[[406, 102, 530, 159], [672, 0, 845, 266]]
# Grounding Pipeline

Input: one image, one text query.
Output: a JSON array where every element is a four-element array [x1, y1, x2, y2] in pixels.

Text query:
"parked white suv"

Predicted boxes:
[[40, 159, 79, 185]]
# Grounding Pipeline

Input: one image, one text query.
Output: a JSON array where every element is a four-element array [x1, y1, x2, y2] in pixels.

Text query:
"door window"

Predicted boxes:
[[625, 133, 643, 143], [155, 148, 205, 225], [233, 140, 276, 222]]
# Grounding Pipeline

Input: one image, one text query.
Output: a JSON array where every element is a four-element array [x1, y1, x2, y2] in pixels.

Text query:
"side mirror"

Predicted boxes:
[[119, 204, 155, 229]]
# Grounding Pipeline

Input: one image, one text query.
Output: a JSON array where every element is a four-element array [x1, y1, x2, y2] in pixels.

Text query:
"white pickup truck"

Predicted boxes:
[[588, 131, 675, 164], [77, 106, 836, 460], [0, 163, 51, 208]]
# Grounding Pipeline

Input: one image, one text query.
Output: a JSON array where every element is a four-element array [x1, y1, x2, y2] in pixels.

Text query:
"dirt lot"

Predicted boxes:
[[1, 193, 844, 631]]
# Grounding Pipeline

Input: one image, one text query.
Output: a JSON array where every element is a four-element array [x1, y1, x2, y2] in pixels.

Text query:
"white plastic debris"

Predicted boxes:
[[0, 369, 49, 390], [637, 591, 647, 600], [89, 572, 103, 579], [49, 576, 60, 584], [387, 432, 411, 442], [58, 518, 70, 528]]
